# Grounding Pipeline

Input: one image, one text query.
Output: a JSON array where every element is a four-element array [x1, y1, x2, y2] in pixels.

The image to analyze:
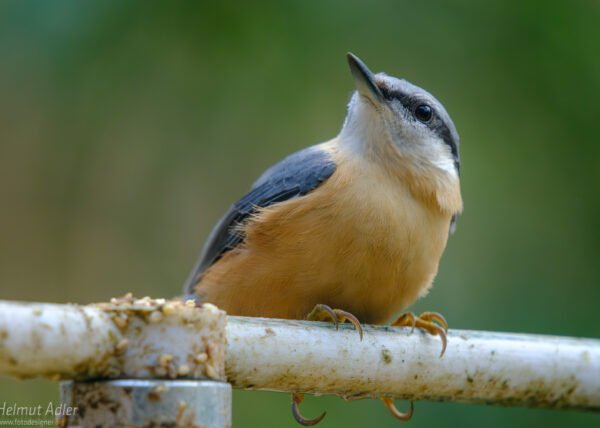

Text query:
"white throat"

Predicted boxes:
[[338, 94, 389, 156], [338, 94, 458, 180]]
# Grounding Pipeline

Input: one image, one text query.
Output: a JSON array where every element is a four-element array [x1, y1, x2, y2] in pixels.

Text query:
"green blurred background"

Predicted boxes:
[[1, 1, 599, 427]]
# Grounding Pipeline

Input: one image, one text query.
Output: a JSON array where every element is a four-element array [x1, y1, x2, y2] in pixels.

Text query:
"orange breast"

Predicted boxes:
[[195, 149, 455, 325]]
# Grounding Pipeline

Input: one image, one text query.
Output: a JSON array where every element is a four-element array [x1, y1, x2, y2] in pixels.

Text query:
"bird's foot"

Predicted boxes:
[[378, 312, 446, 422], [382, 397, 414, 422], [306, 303, 364, 340], [291, 393, 326, 426], [392, 311, 448, 357], [288, 304, 363, 425]]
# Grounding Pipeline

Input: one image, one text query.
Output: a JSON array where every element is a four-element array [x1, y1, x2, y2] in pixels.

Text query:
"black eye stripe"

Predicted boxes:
[[379, 87, 432, 118], [379, 86, 410, 106], [377, 83, 460, 173]]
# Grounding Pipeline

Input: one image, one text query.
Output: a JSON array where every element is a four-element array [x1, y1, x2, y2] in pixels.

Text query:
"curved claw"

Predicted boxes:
[[393, 312, 417, 333], [334, 309, 364, 340], [382, 397, 414, 421], [291, 393, 326, 426], [307, 304, 339, 328], [393, 311, 448, 357], [306, 304, 363, 340], [420, 311, 448, 333], [429, 322, 447, 358]]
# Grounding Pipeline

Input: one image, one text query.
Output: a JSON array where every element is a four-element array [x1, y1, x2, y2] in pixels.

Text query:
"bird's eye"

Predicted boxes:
[[414, 104, 433, 123]]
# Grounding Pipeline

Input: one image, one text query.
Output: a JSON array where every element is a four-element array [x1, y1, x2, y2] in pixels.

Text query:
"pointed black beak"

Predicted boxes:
[[347, 52, 384, 104]]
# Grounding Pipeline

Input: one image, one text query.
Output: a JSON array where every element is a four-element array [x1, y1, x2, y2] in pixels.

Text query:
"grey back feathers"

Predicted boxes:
[[183, 145, 337, 293]]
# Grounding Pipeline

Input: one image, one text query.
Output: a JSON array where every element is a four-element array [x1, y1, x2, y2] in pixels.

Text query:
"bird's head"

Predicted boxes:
[[341, 52, 460, 179], [340, 53, 462, 217]]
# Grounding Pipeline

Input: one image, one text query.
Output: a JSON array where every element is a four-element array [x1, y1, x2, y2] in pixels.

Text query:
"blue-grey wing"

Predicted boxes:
[[183, 144, 336, 294]]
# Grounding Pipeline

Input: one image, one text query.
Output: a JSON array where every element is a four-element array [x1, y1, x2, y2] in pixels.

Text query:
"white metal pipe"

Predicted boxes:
[[0, 301, 121, 379], [226, 317, 600, 410], [0, 298, 227, 380], [1, 300, 599, 410]]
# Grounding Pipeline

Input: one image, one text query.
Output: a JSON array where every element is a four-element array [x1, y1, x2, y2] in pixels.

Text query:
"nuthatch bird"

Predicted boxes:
[[184, 53, 462, 425]]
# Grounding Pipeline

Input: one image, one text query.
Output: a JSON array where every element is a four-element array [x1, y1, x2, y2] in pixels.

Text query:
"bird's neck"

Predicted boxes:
[[337, 115, 462, 217]]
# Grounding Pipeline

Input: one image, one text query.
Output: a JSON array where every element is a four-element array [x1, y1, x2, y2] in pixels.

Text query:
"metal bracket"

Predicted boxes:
[[60, 379, 232, 428]]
